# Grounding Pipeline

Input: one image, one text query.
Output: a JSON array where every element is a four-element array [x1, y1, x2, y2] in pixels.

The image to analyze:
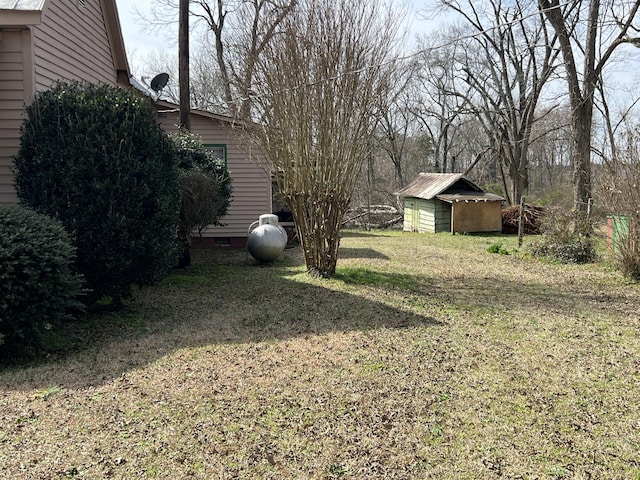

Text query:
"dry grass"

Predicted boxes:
[[1, 230, 640, 479]]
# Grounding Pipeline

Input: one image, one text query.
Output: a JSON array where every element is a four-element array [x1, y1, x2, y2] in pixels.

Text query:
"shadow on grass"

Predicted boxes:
[[2, 243, 636, 390], [338, 247, 390, 260], [0, 246, 440, 388], [335, 267, 422, 292], [340, 230, 387, 238]]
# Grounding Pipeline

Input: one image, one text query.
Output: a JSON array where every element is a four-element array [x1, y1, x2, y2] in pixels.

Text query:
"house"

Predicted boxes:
[[0, 0, 271, 246], [153, 100, 271, 247], [396, 173, 504, 234]]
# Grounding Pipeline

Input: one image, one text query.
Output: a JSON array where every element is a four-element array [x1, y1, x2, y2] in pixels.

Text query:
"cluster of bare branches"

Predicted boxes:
[[249, 0, 401, 276]]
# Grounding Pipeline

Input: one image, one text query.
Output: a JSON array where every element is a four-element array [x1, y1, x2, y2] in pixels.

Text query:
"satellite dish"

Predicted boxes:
[[150, 73, 170, 92]]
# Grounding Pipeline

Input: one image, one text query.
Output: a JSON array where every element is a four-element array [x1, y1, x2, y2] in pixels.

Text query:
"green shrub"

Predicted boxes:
[[173, 130, 232, 267], [13, 81, 180, 306], [0, 205, 84, 355], [487, 243, 511, 255], [526, 209, 597, 264], [613, 217, 640, 280]]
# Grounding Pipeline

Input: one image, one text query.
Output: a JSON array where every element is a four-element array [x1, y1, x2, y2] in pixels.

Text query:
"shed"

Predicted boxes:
[[396, 173, 504, 234]]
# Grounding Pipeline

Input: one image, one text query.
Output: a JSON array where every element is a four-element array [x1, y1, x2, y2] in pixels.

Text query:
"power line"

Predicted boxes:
[[170, 0, 577, 114]]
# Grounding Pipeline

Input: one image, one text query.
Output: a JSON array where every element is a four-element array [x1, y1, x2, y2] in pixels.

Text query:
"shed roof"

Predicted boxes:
[[396, 173, 485, 200]]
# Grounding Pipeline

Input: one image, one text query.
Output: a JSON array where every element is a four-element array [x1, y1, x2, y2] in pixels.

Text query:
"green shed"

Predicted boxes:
[[396, 173, 505, 234]]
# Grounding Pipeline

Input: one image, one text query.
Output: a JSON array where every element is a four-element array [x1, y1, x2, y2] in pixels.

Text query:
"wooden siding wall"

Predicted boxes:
[[33, 0, 117, 90], [431, 199, 451, 233], [1, 0, 119, 205], [157, 111, 271, 238], [451, 201, 502, 233], [403, 198, 451, 233], [0, 30, 29, 204]]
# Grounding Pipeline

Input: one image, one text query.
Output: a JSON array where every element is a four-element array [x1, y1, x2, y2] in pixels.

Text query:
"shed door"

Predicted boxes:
[[403, 199, 420, 232]]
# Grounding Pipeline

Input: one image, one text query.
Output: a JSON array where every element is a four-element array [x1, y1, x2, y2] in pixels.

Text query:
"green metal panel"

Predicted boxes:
[[404, 197, 453, 233], [434, 199, 452, 233]]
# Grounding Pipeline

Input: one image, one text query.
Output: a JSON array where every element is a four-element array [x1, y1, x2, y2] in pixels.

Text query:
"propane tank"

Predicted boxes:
[[247, 214, 288, 262]]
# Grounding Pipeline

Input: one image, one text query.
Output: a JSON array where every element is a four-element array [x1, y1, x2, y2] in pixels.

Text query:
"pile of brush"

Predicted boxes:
[[501, 204, 547, 234]]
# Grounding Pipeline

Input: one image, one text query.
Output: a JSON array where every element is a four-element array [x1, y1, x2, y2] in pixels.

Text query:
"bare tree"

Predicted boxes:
[[138, 49, 231, 113], [375, 83, 413, 189], [410, 29, 472, 175], [441, 0, 560, 205], [538, 0, 640, 212], [193, 0, 298, 119], [251, 0, 401, 277], [145, 0, 297, 119]]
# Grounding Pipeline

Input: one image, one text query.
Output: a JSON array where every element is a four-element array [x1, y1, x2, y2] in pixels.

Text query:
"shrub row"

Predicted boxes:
[[3, 82, 232, 358], [13, 81, 181, 306], [0, 206, 84, 356]]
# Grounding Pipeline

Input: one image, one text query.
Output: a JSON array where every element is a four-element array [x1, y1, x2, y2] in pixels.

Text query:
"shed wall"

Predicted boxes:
[[451, 201, 502, 233], [156, 110, 271, 239], [403, 197, 451, 233]]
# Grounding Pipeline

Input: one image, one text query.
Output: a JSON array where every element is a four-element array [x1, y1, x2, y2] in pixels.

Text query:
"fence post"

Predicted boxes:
[[518, 196, 526, 247]]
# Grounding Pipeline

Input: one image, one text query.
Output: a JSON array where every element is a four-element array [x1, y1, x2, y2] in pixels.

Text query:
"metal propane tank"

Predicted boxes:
[[247, 214, 288, 262]]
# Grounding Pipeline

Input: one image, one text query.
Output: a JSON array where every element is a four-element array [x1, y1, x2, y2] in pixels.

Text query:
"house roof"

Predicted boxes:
[[153, 99, 248, 127], [0, 0, 45, 9]]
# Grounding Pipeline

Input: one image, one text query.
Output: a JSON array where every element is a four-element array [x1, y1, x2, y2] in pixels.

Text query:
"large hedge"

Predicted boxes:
[[13, 81, 180, 306], [0, 205, 84, 355]]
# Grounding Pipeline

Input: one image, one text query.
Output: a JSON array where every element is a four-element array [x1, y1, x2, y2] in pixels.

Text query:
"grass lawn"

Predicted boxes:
[[1, 230, 639, 479]]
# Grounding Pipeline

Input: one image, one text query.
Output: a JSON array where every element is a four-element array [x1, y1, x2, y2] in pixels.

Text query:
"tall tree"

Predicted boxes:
[[410, 30, 472, 175], [147, 0, 297, 119], [538, 0, 640, 212], [251, 0, 400, 277], [441, 0, 560, 205], [195, 0, 298, 119]]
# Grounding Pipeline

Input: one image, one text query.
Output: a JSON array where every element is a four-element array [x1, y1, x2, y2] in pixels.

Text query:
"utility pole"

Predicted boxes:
[[179, 0, 191, 131]]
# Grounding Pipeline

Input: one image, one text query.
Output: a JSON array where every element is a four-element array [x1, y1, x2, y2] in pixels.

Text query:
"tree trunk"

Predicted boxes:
[[572, 100, 593, 212]]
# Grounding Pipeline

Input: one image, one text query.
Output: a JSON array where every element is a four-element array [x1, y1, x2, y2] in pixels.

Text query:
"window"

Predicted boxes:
[[205, 144, 227, 169]]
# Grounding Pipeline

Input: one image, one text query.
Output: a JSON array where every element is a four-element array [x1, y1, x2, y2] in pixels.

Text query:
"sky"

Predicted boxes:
[[113, 0, 640, 109], [114, 0, 177, 74], [113, 0, 439, 77]]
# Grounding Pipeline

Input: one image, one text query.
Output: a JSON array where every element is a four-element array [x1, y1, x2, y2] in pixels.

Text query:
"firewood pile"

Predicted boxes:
[[501, 204, 547, 234], [343, 205, 403, 229]]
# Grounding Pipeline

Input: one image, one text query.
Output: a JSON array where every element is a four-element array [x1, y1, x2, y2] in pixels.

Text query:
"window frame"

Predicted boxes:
[[204, 144, 227, 169]]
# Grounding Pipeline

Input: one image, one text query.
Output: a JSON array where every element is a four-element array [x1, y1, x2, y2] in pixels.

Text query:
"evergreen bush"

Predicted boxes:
[[173, 131, 232, 267], [0, 205, 84, 355], [13, 81, 180, 306]]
